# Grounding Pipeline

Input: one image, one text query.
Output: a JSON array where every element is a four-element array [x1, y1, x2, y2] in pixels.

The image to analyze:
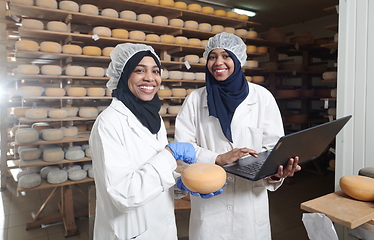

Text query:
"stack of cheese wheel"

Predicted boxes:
[[181, 163, 226, 194], [15, 40, 39, 51], [137, 14, 153, 23], [174, 36, 188, 45], [214, 10, 226, 17], [169, 19, 184, 27], [40, 41, 62, 53], [160, 0, 174, 7], [65, 66, 85, 76], [93, 26, 111, 37], [188, 38, 201, 47], [21, 19, 44, 30], [224, 27, 235, 34], [17, 86, 44, 97], [62, 44, 82, 55], [112, 29, 129, 39], [83, 46, 102, 56], [15, 128, 39, 144], [226, 11, 238, 19], [59, 1, 79, 12], [153, 16, 168, 25], [340, 175, 374, 201], [66, 87, 87, 96], [36, 0, 58, 9], [86, 67, 105, 77], [25, 108, 48, 119], [41, 65, 62, 75], [174, 1, 187, 9], [79, 107, 99, 118], [201, 6, 214, 14], [146, 34, 161, 42], [101, 8, 119, 18], [17, 65, 39, 75], [184, 20, 198, 30], [129, 31, 146, 41], [80, 4, 99, 15], [87, 87, 105, 96], [247, 30, 258, 38], [47, 21, 68, 32], [102, 47, 114, 56], [160, 34, 175, 44], [188, 3, 201, 12], [212, 25, 224, 33], [41, 128, 64, 141], [120, 10, 137, 20], [13, 0, 33, 6]]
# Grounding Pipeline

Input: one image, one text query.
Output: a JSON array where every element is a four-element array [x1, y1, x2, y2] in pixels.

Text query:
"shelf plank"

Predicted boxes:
[[321, 42, 338, 50], [18, 117, 97, 123], [17, 178, 95, 192], [8, 157, 92, 169], [20, 96, 112, 100], [11, 73, 109, 81], [324, 5, 339, 14], [11, 133, 90, 147], [325, 24, 339, 32]]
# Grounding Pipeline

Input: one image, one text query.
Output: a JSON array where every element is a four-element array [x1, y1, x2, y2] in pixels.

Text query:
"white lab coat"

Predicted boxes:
[[89, 98, 178, 240], [175, 82, 285, 240]]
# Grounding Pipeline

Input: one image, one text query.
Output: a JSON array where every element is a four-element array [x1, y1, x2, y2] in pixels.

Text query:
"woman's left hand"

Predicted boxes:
[[272, 156, 301, 179]]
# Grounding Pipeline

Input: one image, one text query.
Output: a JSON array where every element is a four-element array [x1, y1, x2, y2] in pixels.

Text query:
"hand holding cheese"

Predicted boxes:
[[176, 176, 226, 199], [166, 142, 195, 164]]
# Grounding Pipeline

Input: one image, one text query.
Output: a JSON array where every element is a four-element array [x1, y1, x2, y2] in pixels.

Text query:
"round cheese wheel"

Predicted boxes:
[[40, 41, 62, 53], [160, 34, 175, 43], [199, 57, 206, 64], [93, 26, 111, 37], [40, 65, 62, 75], [17, 86, 44, 97], [153, 16, 168, 25], [214, 10, 226, 17], [195, 72, 205, 81], [79, 107, 99, 118], [212, 25, 224, 33], [161, 69, 169, 79], [238, 14, 249, 21], [101, 8, 118, 18], [252, 76, 265, 83], [61, 107, 78, 117], [247, 30, 258, 38], [174, 1, 187, 9], [59, 1, 79, 12], [257, 46, 268, 54], [97, 106, 107, 113], [188, 3, 201, 12], [65, 66, 85, 76], [19, 174, 41, 189], [226, 11, 238, 19], [15, 40, 39, 51], [48, 109, 68, 119], [47, 170, 68, 183], [21, 19, 44, 30], [169, 18, 184, 27], [201, 40, 208, 48], [40, 166, 60, 179], [201, 6, 214, 14], [184, 20, 198, 29], [47, 21, 68, 32], [327, 108, 336, 115], [169, 71, 183, 80], [12, 0, 33, 5], [246, 45, 257, 53], [82, 46, 101, 56], [181, 163, 226, 194], [246, 76, 252, 82], [159, 0, 174, 6], [235, 29, 247, 37], [68, 169, 87, 180], [83, 163, 92, 170], [86, 67, 105, 77], [65, 149, 85, 160], [120, 10, 136, 20], [198, 23, 212, 32], [174, 36, 187, 45], [62, 44, 82, 55], [43, 148, 64, 162], [17, 65, 39, 75], [146, 34, 161, 42], [137, 14, 153, 23], [15, 128, 39, 144], [183, 72, 195, 80], [223, 27, 235, 34], [102, 47, 114, 56], [44, 87, 66, 97], [246, 60, 258, 68], [129, 31, 146, 41], [87, 87, 105, 96], [111, 29, 129, 39], [172, 88, 186, 97], [185, 55, 199, 63], [158, 89, 172, 98], [323, 71, 337, 80], [31, 122, 50, 133], [74, 123, 87, 131], [25, 108, 48, 119], [144, 0, 159, 3], [331, 88, 337, 98], [13, 107, 31, 117], [36, 0, 57, 9], [66, 87, 87, 96], [168, 105, 181, 114], [20, 148, 42, 161], [188, 38, 201, 47], [80, 4, 99, 15], [41, 129, 64, 141], [340, 175, 374, 201], [17, 169, 37, 181]]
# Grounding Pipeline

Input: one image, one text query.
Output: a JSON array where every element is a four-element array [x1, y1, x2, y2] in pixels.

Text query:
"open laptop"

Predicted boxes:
[[222, 115, 352, 181]]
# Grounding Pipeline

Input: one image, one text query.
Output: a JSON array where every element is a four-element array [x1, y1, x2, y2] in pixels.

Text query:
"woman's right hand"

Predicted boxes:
[[215, 148, 258, 166]]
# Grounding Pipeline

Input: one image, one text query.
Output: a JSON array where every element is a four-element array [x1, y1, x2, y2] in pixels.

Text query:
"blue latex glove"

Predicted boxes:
[[176, 177, 226, 199], [166, 142, 196, 164]]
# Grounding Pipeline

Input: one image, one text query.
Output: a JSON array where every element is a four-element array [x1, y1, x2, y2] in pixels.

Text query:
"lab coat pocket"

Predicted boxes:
[[244, 127, 263, 151], [253, 185, 269, 226]]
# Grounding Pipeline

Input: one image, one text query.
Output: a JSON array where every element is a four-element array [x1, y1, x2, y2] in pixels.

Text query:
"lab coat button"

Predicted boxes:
[[227, 206, 232, 211]]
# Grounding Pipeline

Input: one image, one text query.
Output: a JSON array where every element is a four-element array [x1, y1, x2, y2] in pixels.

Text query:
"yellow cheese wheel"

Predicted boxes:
[[101, 8, 119, 18], [13, 107, 31, 117], [172, 88, 186, 97], [45, 88, 66, 97], [174, 1, 187, 9], [226, 11, 238, 19], [62, 44, 82, 55], [169, 18, 184, 27], [36, 0, 57, 9], [17, 86, 44, 97], [214, 10, 226, 17], [46, 21, 68, 32], [129, 31, 146, 41], [238, 14, 249, 21], [93, 26, 111, 37], [159, 0, 174, 7], [235, 29, 248, 37], [40, 65, 62, 75], [212, 25, 224, 33], [181, 163, 226, 194], [184, 55, 199, 63], [252, 76, 265, 83], [120, 10, 137, 20], [168, 105, 181, 114], [66, 87, 87, 96], [12, 0, 33, 5], [79, 107, 99, 118], [199, 57, 206, 64], [82, 46, 101, 56], [188, 38, 201, 47], [65, 66, 85, 76], [158, 89, 172, 97], [15, 40, 39, 51], [340, 175, 374, 201], [21, 19, 44, 30], [169, 71, 183, 79], [137, 14, 153, 23], [111, 29, 129, 39], [187, 4, 201, 12], [183, 72, 195, 80], [153, 16, 168, 25], [80, 4, 99, 15], [198, 23, 212, 32], [106, 88, 112, 96], [246, 45, 257, 53], [201, 40, 208, 48], [247, 31, 258, 38], [40, 41, 62, 53], [201, 6, 214, 14], [86, 67, 105, 77], [144, 0, 159, 4], [224, 27, 235, 34], [257, 46, 268, 54], [161, 69, 169, 79], [245, 60, 259, 68], [146, 34, 161, 42], [184, 20, 198, 29], [48, 109, 68, 119], [87, 87, 105, 97], [246, 76, 252, 82], [174, 36, 188, 45], [25, 108, 48, 119], [17, 65, 40, 75], [195, 72, 205, 81], [59, 1, 79, 12], [160, 34, 175, 44], [102, 47, 114, 56]]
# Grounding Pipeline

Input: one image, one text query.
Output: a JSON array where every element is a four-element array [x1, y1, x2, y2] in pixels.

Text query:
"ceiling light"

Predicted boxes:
[[231, 8, 256, 17]]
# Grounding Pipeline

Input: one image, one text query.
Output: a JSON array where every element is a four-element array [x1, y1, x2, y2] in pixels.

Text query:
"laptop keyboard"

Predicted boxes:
[[236, 159, 266, 177]]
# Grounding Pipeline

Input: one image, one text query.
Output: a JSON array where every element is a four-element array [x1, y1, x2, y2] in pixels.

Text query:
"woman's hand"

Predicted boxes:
[[215, 148, 258, 166], [271, 156, 301, 179]]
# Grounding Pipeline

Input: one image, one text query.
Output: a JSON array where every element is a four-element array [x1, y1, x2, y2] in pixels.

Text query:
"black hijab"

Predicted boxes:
[[205, 49, 249, 142], [112, 51, 162, 134]]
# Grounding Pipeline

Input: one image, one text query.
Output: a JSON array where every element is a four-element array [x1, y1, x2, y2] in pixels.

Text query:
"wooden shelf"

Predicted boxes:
[[11, 73, 109, 81], [321, 42, 338, 50], [18, 116, 97, 123], [8, 157, 92, 169], [11, 133, 90, 147], [324, 5, 339, 14], [17, 177, 94, 192], [325, 24, 339, 32]]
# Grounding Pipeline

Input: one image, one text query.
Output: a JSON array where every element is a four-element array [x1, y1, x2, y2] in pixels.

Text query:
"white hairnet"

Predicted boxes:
[[203, 32, 247, 67], [106, 43, 161, 91]]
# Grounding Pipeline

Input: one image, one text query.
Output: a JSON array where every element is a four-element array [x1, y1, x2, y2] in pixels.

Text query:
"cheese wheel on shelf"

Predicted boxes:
[[20, 148, 42, 161], [106, 88, 112, 96], [235, 29, 248, 37], [169, 71, 183, 80], [198, 23, 212, 32], [238, 14, 249, 21], [331, 88, 337, 98], [161, 69, 169, 79], [201, 6, 214, 14], [188, 38, 201, 47], [47, 21, 68, 32], [62, 44, 82, 55], [79, 107, 99, 118], [186, 89, 196, 95], [327, 108, 336, 115], [86, 67, 105, 77], [212, 25, 224, 33], [40, 166, 60, 179], [174, 1, 187, 9], [224, 27, 235, 34], [40, 65, 62, 75], [159, 0, 174, 7], [87, 87, 105, 96], [195, 72, 205, 81], [65, 66, 85, 76], [185, 55, 199, 63], [21, 19, 44, 30], [13, 107, 31, 117], [214, 10, 226, 17], [153, 16, 168, 25], [137, 14, 153, 23], [17, 86, 44, 97], [184, 20, 198, 29], [246, 45, 257, 53], [188, 4, 201, 12], [102, 47, 114, 56], [41, 129, 64, 141], [80, 4, 99, 15], [252, 76, 265, 83], [246, 76, 252, 82], [59, 1, 79, 12], [340, 175, 374, 201], [183, 72, 195, 80], [226, 11, 238, 19], [158, 89, 172, 98], [88, 168, 94, 178], [168, 105, 181, 114], [169, 18, 184, 27], [120, 10, 136, 20], [322, 71, 337, 80], [257, 46, 268, 54], [247, 30, 258, 38], [43, 148, 64, 162], [12, 0, 33, 5], [44, 88, 65, 97], [145, 0, 159, 4], [61, 107, 78, 117], [160, 34, 175, 43], [245, 60, 258, 68], [68, 169, 87, 180], [93, 26, 111, 37], [97, 106, 107, 113], [48, 109, 68, 119], [101, 8, 118, 18], [199, 57, 206, 64], [201, 40, 208, 48], [25, 108, 48, 119], [129, 31, 146, 41], [15, 128, 39, 144], [19, 174, 42, 189], [111, 29, 129, 39], [17, 169, 37, 181], [83, 46, 102, 56], [146, 34, 161, 42], [16, 65, 39, 75], [174, 36, 187, 45], [65, 149, 85, 161], [66, 87, 87, 96], [36, 0, 57, 9], [40, 41, 62, 53], [47, 170, 67, 183], [15, 40, 39, 51]]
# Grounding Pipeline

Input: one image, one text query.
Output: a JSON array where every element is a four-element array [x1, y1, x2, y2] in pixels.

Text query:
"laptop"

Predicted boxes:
[[222, 115, 352, 181]]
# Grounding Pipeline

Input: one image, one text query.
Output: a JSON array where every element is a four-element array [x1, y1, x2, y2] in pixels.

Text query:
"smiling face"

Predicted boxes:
[[207, 48, 235, 81], [127, 56, 162, 101]]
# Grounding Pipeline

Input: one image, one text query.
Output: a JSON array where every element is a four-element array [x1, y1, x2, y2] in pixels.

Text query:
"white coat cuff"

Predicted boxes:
[[197, 149, 219, 164]]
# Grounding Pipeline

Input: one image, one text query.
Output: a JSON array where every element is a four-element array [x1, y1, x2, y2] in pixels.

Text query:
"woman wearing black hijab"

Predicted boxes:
[[89, 43, 195, 240]]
